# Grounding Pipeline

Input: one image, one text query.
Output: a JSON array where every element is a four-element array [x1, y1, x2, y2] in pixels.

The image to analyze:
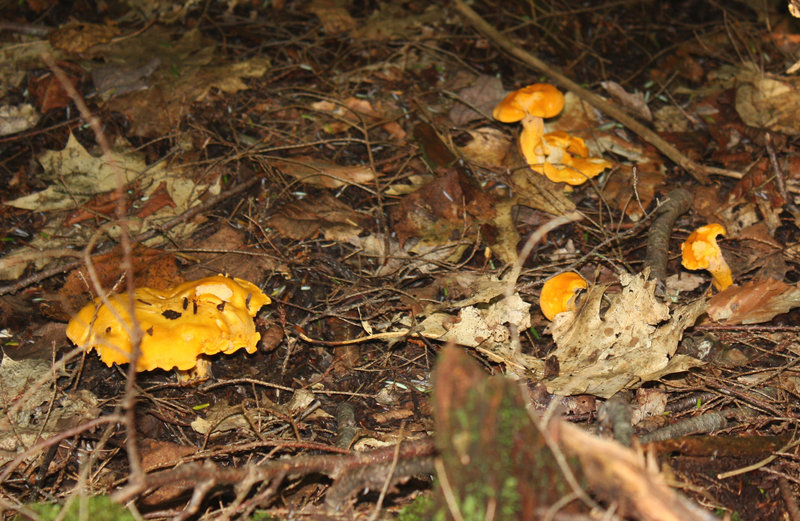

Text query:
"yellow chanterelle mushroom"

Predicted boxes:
[[681, 223, 733, 291], [493, 83, 565, 168], [66, 275, 271, 382], [539, 272, 588, 321]]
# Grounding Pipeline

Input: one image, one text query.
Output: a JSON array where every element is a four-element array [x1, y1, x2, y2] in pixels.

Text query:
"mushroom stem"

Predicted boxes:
[[177, 356, 214, 383], [519, 115, 545, 167], [708, 256, 733, 291]]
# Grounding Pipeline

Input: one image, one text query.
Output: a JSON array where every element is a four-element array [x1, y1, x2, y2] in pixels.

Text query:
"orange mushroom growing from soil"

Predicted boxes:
[[493, 83, 565, 167], [681, 223, 733, 291], [525, 131, 612, 186], [539, 272, 588, 320], [66, 275, 271, 382]]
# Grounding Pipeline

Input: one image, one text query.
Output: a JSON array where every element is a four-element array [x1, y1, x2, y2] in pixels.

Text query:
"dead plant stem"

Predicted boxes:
[[644, 188, 693, 283], [718, 437, 800, 479], [41, 53, 144, 488], [112, 437, 435, 504], [504, 210, 584, 299], [367, 425, 404, 521]]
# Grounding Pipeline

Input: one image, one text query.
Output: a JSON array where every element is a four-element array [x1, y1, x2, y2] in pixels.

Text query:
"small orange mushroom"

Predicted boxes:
[[681, 223, 733, 291], [539, 272, 588, 320], [66, 275, 271, 382], [493, 83, 565, 167], [525, 131, 612, 186]]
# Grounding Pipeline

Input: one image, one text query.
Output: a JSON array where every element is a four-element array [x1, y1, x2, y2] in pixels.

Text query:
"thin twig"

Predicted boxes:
[[367, 426, 405, 521], [112, 437, 435, 504], [504, 210, 584, 297], [41, 53, 144, 490], [718, 437, 800, 479]]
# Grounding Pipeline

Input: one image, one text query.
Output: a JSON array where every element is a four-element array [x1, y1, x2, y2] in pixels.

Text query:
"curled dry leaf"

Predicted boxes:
[[707, 278, 800, 324]]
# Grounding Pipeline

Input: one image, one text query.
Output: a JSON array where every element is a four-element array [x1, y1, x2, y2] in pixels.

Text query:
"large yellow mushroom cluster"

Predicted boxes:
[[66, 275, 271, 381], [493, 83, 612, 185]]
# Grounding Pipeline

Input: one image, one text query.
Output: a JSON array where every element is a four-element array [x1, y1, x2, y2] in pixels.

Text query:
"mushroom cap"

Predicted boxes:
[[681, 223, 733, 290], [526, 131, 612, 185], [539, 272, 588, 321], [493, 83, 565, 122], [681, 223, 726, 270], [66, 275, 271, 373]]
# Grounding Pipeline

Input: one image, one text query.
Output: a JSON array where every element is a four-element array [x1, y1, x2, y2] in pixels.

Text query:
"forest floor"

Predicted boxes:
[[2, 1, 800, 520]]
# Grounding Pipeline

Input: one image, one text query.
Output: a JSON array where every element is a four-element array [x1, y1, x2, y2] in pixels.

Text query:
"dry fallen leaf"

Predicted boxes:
[[448, 74, 507, 125], [311, 97, 406, 140], [48, 21, 120, 53], [736, 73, 800, 135], [707, 278, 800, 324], [266, 192, 367, 241], [456, 127, 511, 167], [0, 104, 40, 136], [547, 272, 706, 398], [602, 165, 666, 222], [309, 0, 357, 34], [99, 26, 269, 137], [407, 293, 532, 367], [273, 156, 376, 189], [601, 80, 653, 122], [57, 244, 182, 319], [0, 356, 99, 466]]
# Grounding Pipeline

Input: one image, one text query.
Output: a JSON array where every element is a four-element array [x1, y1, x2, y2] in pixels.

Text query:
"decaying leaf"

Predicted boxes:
[[390, 168, 494, 245], [509, 166, 576, 216], [736, 75, 800, 135], [0, 356, 99, 465], [404, 293, 534, 369], [191, 390, 317, 435], [707, 278, 800, 324], [266, 192, 368, 241], [309, 0, 357, 35], [546, 272, 706, 398], [1, 133, 216, 279], [273, 156, 376, 189], [0, 104, 40, 136], [6, 133, 144, 212], [48, 22, 120, 53], [57, 244, 182, 319], [448, 74, 507, 126], [455, 127, 510, 167], [96, 26, 269, 137], [601, 80, 653, 122], [310, 97, 406, 140], [602, 165, 666, 222]]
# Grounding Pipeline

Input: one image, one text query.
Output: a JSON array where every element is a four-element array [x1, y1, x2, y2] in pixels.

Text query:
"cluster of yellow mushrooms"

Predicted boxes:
[[493, 83, 612, 185], [494, 85, 732, 320], [540, 223, 732, 320]]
